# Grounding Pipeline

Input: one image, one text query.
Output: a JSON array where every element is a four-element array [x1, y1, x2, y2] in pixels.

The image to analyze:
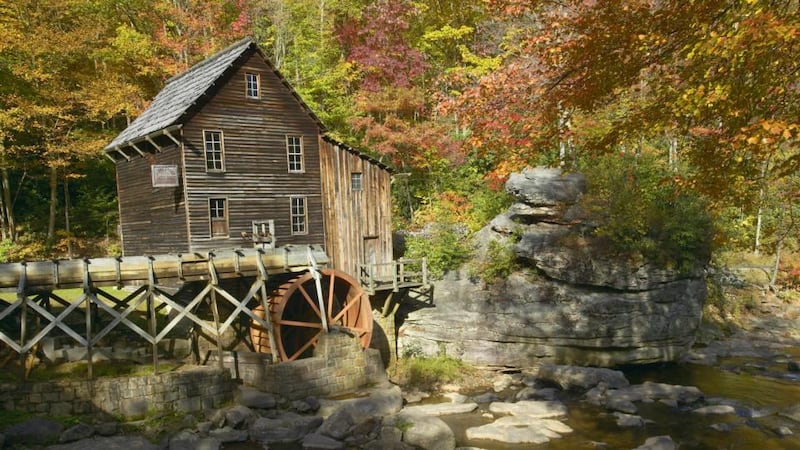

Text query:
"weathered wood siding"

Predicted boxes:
[[115, 145, 189, 256], [182, 50, 325, 252], [320, 139, 393, 278]]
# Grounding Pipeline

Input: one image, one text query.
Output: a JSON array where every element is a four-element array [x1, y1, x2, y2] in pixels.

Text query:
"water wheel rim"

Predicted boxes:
[[260, 269, 372, 362]]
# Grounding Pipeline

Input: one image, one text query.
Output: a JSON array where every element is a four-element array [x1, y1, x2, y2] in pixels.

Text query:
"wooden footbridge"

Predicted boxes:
[[0, 246, 428, 380]]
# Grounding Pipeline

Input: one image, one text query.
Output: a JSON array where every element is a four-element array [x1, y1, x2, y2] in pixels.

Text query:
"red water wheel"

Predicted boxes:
[[250, 269, 372, 361]]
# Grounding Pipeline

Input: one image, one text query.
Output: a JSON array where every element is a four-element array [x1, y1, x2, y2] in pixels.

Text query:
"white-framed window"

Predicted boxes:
[[290, 196, 307, 235], [209, 198, 228, 237], [351, 172, 363, 192], [286, 136, 304, 173], [245, 72, 259, 98], [203, 130, 224, 172]]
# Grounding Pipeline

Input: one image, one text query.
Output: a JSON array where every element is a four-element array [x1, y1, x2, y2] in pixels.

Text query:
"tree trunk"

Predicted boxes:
[[47, 166, 57, 243], [64, 177, 73, 259], [753, 160, 769, 256], [2, 168, 16, 241]]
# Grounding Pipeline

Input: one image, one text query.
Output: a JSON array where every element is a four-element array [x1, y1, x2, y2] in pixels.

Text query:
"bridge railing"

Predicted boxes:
[[358, 258, 428, 295]]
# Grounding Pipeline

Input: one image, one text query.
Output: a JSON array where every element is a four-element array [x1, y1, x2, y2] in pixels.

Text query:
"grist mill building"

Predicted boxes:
[[104, 37, 393, 278]]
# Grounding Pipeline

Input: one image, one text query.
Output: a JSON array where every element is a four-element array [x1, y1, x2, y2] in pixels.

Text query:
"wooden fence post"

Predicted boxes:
[[147, 257, 159, 375], [83, 260, 94, 380]]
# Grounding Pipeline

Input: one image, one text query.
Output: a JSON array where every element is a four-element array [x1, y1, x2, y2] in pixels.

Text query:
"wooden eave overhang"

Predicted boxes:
[[104, 124, 184, 163], [321, 135, 395, 173]]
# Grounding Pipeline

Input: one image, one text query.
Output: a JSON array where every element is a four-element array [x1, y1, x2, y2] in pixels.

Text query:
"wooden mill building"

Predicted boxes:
[[104, 38, 392, 278]]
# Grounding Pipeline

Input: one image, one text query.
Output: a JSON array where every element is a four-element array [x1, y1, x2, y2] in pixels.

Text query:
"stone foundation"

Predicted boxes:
[[0, 367, 234, 418], [212, 328, 387, 401]]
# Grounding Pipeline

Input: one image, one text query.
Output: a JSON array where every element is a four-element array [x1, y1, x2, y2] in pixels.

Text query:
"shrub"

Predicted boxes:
[[470, 239, 519, 283], [580, 153, 713, 270], [392, 355, 468, 389], [404, 224, 471, 279]]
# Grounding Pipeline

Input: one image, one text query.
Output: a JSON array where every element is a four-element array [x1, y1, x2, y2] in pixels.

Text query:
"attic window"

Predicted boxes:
[[351, 173, 363, 191], [245, 72, 259, 98], [204, 130, 224, 172]]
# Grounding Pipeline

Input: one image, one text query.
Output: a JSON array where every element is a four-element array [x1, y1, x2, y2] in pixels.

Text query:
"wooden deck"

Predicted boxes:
[[359, 258, 429, 295]]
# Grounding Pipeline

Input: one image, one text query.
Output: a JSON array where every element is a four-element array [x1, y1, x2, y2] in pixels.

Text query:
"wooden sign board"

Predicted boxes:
[[151, 165, 179, 187]]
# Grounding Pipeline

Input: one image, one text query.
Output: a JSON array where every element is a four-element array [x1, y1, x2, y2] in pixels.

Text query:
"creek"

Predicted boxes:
[[440, 348, 800, 449]]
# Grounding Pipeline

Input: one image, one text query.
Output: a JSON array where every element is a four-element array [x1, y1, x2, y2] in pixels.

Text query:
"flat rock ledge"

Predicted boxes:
[[466, 400, 572, 445]]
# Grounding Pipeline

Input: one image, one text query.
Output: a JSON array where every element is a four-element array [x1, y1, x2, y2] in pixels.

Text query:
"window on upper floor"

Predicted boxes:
[[290, 196, 307, 235], [245, 72, 259, 98], [286, 136, 304, 173], [351, 172, 363, 192], [209, 198, 228, 237], [203, 130, 224, 172]]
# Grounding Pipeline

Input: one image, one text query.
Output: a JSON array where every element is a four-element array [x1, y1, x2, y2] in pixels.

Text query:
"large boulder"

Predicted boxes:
[[398, 167, 707, 367]]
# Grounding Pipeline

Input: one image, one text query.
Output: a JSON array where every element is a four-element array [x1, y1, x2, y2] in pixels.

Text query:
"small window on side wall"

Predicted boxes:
[[286, 136, 304, 173], [209, 198, 228, 237], [245, 72, 259, 98], [203, 130, 224, 172], [290, 196, 307, 235], [351, 172, 363, 192]]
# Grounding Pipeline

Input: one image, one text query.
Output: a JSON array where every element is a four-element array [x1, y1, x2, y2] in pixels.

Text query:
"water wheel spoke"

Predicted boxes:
[[273, 319, 323, 329], [331, 295, 362, 324], [297, 284, 322, 318], [288, 331, 322, 361]]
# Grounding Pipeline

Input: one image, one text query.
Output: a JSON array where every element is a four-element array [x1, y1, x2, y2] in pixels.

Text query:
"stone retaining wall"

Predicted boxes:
[[0, 367, 233, 419], [213, 329, 387, 401]]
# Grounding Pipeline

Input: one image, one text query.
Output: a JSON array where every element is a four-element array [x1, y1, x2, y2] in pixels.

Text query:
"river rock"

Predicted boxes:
[[402, 402, 478, 417], [537, 364, 629, 390], [692, 405, 736, 415], [614, 412, 645, 427], [391, 411, 455, 450], [788, 361, 800, 372], [169, 430, 221, 450], [302, 432, 345, 450], [489, 400, 567, 418], [237, 386, 276, 409], [208, 426, 248, 443], [249, 413, 323, 444], [633, 435, 677, 450], [5, 417, 63, 447], [398, 171, 706, 367], [465, 416, 572, 444], [46, 436, 160, 450], [224, 404, 256, 428], [59, 423, 94, 443]]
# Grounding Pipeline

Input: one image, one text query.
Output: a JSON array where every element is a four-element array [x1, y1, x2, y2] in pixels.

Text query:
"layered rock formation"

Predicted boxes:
[[398, 167, 707, 367]]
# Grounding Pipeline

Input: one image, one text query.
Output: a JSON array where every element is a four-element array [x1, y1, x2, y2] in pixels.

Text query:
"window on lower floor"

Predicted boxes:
[[209, 198, 228, 237], [290, 196, 307, 235]]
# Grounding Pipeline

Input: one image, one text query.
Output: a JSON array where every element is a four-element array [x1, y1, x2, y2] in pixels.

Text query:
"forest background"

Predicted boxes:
[[0, 0, 798, 294]]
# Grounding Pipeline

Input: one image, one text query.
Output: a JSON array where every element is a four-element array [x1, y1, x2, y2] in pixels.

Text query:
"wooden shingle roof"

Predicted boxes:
[[105, 38, 255, 153], [104, 37, 389, 173]]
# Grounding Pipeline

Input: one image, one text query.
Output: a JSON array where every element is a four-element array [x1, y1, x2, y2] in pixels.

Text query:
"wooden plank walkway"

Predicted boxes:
[[359, 258, 429, 295]]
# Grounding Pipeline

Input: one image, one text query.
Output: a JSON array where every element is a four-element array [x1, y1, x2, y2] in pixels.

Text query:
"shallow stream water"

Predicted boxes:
[[441, 348, 800, 449]]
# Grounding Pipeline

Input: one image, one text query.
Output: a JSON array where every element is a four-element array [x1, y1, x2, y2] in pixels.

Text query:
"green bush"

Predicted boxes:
[[393, 355, 468, 389], [470, 239, 519, 283], [404, 224, 471, 279], [580, 153, 713, 270]]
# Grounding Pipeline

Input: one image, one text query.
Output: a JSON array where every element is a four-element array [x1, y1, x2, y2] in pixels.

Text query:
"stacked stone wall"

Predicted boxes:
[[0, 367, 233, 418]]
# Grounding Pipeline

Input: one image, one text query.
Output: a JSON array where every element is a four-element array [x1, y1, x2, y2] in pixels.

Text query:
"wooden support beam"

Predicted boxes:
[[146, 136, 163, 152], [114, 147, 131, 162], [130, 142, 146, 157], [83, 260, 93, 380], [163, 129, 181, 146]]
